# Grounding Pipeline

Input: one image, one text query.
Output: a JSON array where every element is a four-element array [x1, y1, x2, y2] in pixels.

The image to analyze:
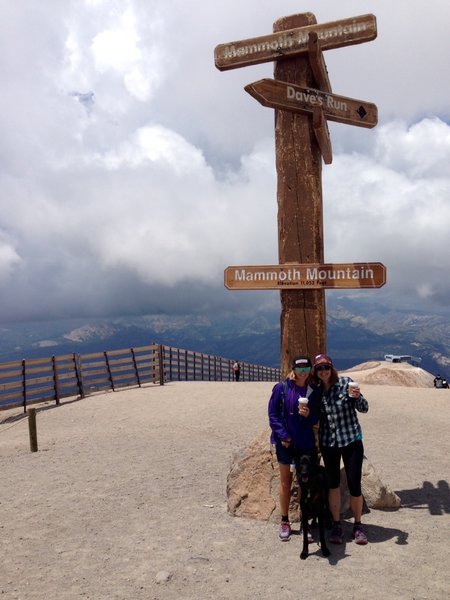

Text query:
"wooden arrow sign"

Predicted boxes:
[[215, 14, 377, 71], [245, 78, 378, 128]]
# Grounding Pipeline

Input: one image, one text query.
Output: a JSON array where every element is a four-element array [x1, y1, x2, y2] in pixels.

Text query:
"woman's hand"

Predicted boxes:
[[281, 439, 292, 448], [298, 405, 310, 417]]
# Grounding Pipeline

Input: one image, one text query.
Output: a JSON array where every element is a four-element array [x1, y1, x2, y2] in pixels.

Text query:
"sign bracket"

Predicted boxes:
[[307, 32, 331, 93], [313, 107, 333, 165]]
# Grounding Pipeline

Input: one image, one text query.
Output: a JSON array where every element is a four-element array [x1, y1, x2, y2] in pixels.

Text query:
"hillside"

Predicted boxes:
[[342, 360, 436, 388]]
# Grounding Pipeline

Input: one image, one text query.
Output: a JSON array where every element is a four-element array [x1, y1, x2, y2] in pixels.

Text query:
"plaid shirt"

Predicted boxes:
[[319, 376, 369, 448]]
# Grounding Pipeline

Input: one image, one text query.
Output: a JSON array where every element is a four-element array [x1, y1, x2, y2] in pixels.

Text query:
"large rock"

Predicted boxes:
[[227, 428, 400, 522], [226, 430, 277, 521], [339, 459, 401, 516]]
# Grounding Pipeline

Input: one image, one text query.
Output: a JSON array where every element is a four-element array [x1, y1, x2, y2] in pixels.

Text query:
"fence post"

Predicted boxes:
[[28, 408, 38, 452], [75, 353, 85, 399], [21, 359, 27, 413], [158, 344, 165, 385], [131, 348, 141, 387], [52, 355, 61, 405], [104, 351, 115, 391]]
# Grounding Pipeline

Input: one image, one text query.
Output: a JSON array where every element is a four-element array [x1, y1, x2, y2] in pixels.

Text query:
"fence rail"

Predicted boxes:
[[0, 344, 280, 412]]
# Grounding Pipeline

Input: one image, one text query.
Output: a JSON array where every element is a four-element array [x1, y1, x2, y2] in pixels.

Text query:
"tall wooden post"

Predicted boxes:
[[274, 13, 326, 374], [215, 12, 379, 375]]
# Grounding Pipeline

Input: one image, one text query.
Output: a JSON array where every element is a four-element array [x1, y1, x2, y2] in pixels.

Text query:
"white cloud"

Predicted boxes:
[[324, 118, 450, 305], [92, 28, 141, 74], [0, 0, 449, 321], [375, 118, 450, 178], [0, 241, 21, 280]]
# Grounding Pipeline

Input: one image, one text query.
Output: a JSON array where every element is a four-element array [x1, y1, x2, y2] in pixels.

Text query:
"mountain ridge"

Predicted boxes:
[[1, 298, 449, 379]]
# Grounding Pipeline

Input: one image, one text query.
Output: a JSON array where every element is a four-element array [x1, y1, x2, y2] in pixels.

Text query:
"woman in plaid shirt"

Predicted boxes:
[[311, 353, 369, 546]]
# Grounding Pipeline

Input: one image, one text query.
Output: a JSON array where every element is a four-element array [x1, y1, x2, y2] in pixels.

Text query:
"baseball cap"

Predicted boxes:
[[313, 353, 333, 367], [292, 355, 312, 369]]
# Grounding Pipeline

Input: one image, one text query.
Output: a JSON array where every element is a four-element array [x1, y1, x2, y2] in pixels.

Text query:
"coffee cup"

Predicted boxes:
[[298, 397, 309, 414], [348, 381, 359, 397]]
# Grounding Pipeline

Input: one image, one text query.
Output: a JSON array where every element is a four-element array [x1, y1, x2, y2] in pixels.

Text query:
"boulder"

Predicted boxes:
[[227, 428, 400, 521], [226, 430, 277, 521]]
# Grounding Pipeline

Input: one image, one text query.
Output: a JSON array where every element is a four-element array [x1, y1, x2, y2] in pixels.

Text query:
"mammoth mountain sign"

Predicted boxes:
[[214, 14, 377, 71], [224, 263, 386, 290]]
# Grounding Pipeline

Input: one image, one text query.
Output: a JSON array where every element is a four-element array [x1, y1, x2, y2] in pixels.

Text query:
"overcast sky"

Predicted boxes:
[[1, 0, 449, 323]]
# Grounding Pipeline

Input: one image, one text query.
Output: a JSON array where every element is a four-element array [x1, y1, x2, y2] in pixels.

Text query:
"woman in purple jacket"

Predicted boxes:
[[268, 355, 320, 541]]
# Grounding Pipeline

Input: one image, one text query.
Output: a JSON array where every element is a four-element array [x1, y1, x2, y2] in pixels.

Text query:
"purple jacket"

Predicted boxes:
[[268, 379, 319, 451]]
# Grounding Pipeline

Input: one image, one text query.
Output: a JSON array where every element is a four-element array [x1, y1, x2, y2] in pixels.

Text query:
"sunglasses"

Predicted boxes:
[[315, 365, 332, 372], [294, 366, 311, 374]]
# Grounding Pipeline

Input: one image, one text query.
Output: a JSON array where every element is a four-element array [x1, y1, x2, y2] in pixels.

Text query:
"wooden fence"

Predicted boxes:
[[0, 344, 280, 412]]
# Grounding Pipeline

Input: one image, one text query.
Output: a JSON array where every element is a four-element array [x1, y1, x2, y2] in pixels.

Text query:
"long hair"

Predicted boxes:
[[310, 365, 339, 388]]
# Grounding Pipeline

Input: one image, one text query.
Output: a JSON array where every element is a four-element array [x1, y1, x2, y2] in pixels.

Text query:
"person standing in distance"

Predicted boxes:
[[268, 355, 320, 541], [232, 361, 241, 382], [311, 354, 369, 545]]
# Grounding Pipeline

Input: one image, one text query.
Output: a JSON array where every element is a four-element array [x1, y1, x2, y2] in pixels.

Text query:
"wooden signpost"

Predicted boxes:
[[214, 12, 382, 373]]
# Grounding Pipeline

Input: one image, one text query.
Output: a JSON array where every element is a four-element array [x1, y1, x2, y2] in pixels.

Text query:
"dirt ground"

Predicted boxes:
[[1, 373, 449, 600]]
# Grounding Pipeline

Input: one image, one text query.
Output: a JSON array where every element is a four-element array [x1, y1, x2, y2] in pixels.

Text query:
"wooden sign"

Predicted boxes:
[[224, 263, 386, 290], [215, 14, 377, 71], [245, 78, 378, 128]]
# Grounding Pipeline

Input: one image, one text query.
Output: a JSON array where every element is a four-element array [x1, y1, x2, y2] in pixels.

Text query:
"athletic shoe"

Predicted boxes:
[[353, 524, 368, 545], [279, 520, 291, 541], [329, 523, 343, 544]]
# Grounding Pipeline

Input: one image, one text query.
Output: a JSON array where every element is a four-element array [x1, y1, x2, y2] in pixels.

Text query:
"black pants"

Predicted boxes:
[[320, 440, 364, 497]]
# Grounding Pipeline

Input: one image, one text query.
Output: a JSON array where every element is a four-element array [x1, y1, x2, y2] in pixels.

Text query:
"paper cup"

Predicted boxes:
[[298, 398, 309, 414], [348, 381, 359, 397]]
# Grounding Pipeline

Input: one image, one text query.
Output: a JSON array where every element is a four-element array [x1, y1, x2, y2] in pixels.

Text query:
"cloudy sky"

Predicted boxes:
[[1, 0, 449, 323]]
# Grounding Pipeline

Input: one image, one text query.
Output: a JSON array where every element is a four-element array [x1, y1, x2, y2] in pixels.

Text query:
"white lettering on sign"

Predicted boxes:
[[223, 34, 294, 60], [306, 266, 374, 280], [221, 20, 370, 60], [235, 268, 302, 282], [287, 86, 348, 112], [234, 266, 374, 283]]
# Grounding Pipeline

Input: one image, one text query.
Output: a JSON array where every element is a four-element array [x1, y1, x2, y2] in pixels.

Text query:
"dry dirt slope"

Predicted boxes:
[[342, 360, 435, 387]]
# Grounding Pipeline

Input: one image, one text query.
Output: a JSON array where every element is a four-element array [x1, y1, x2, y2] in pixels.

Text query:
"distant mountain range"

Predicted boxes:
[[1, 297, 449, 379]]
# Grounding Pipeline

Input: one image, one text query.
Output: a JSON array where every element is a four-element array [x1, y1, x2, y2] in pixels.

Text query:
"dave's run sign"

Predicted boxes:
[[224, 263, 386, 290], [245, 79, 378, 128]]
